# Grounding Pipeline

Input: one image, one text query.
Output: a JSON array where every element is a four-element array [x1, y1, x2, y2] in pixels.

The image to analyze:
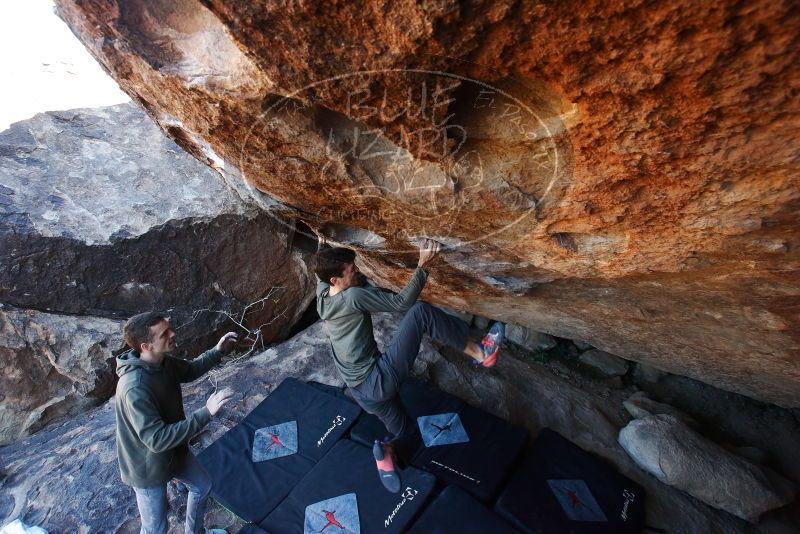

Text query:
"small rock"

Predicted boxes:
[[579, 349, 629, 377], [623, 392, 697, 427], [574, 339, 592, 351], [472, 315, 491, 330], [506, 324, 557, 351], [618, 415, 796, 522], [633, 362, 667, 384], [605, 376, 623, 389]]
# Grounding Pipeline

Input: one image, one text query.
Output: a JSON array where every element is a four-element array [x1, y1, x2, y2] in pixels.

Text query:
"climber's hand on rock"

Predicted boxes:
[[206, 387, 233, 416], [418, 238, 441, 268], [215, 332, 238, 354]]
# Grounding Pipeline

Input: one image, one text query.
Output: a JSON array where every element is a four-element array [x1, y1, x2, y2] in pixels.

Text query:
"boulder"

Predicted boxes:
[[618, 415, 797, 522], [0, 305, 124, 446], [633, 362, 668, 385], [579, 348, 629, 377], [472, 315, 491, 330], [573, 340, 593, 351], [623, 391, 697, 428], [53, 0, 800, 407], [506, 323, 558, 351], [0, 104, 315, 443]]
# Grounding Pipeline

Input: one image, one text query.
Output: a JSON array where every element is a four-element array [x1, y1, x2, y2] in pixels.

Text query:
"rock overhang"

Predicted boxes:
[[52, 0, 800, 407]]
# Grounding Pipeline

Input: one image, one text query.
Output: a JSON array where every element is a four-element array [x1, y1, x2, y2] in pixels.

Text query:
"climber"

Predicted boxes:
[[115, 312, 238, 534], [314, 238, 506, 493]]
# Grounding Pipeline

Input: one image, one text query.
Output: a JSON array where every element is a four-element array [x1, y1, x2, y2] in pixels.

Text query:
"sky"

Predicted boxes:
[[0, 0, 129, 131]]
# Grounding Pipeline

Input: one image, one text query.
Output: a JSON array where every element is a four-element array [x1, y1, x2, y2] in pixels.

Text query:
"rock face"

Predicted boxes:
[[618, 414, 796, 522], [53, 1, 800, 407], [0, 305, 124, 446], [0, 104, 315, 444]]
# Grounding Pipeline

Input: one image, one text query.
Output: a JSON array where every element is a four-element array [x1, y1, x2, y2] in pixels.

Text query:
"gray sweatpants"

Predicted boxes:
[[349, 302, 469, 462]]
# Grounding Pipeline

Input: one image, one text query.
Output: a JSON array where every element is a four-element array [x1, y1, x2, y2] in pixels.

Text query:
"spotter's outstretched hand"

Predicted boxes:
[[215, 332, 239, 354], [417, 238, 441, 268]]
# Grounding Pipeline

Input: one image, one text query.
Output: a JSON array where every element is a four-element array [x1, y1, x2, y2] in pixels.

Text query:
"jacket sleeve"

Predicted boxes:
[[345, 267, 428, 313], [123, 387, 211, 453], [175, 348, 224, 383]]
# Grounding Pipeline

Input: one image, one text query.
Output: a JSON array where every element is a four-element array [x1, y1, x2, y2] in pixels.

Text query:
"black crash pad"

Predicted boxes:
[[238, 525, 270, 534], [198, 378, 361, 523], [413, 403, 528, 501], [495, 428, 646, 534], [350, 377, 527, 500], [407, 485, 521, 534], [305, 380, 354, 404], [260, 439, 436, 534]]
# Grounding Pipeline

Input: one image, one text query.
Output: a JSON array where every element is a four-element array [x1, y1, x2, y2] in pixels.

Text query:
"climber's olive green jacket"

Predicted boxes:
[[114, 348, 222, 488]]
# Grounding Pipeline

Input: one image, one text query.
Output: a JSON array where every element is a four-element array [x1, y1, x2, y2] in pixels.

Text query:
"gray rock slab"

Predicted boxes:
[[0, 104, 254, 245], [579, 348, 630, 377], [0, 305, 124, 446], [618, 414, 797, 522]]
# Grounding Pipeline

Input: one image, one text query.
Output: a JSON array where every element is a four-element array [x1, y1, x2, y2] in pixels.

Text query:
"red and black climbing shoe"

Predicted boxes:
[[373, 440, 401, 493], [477, 322, 506, 368]]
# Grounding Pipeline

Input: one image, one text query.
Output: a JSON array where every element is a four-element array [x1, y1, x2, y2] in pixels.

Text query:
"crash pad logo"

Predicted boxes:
[[547, 479, 608, 522], [252, 421, 298, 462], [317, 414, 347, 447], [417, 413, 469, 447], [304, 493, 360, 534]]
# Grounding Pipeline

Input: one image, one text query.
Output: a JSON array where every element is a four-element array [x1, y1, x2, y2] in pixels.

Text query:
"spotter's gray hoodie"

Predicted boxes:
[[114, 348, 221, 488]]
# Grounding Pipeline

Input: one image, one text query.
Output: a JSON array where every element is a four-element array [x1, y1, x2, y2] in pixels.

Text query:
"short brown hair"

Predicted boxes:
[[314, 247, 356, 283], [123, 312, 166, 351]]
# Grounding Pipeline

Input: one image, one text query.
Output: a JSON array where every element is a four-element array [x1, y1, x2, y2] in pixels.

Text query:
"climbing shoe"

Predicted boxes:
[[477, 321, 505, 367], [373, 440, 401, 493]]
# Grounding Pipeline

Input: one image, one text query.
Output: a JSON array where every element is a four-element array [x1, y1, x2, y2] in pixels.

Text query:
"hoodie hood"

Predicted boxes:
[[116, 350, 163, 378]]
